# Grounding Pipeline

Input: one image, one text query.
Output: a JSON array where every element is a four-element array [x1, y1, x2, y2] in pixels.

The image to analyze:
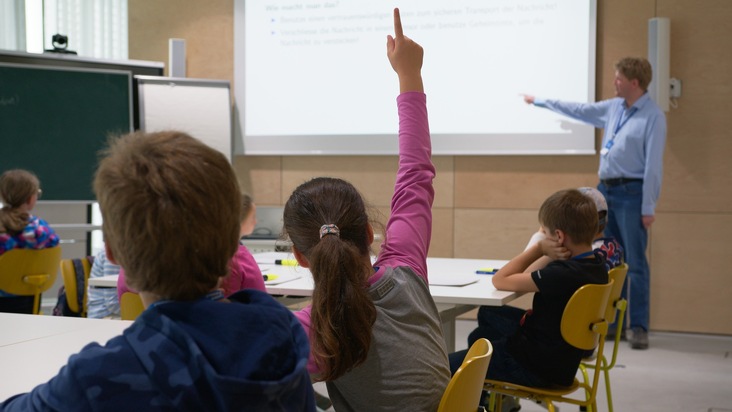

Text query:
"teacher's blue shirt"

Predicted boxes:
[[534, 93, 667, 216]]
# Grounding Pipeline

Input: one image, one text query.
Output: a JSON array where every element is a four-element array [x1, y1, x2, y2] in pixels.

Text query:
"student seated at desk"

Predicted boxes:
[[0, 131, 314, 411], [86, 249, 121, 318], [0, 169, 59, 314], [280, 9, 450, 411], [220, 192, 266, 296], [116, 192, 266, 300], [449, 189, 609, 394], [523, 187, 625, 273]]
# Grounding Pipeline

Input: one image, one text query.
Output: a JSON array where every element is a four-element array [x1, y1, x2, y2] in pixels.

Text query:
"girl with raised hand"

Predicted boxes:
[[284, 8, 450, 411]]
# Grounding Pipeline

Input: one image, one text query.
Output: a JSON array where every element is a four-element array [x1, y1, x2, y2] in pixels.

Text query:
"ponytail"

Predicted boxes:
[[0, 169, 39, 234], [283, 177, 378, 381], [309, 235, 376, 381], [0, 208, 30, 234]]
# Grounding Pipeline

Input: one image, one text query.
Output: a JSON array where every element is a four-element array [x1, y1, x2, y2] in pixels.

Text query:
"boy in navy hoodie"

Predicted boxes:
[[1, 131, 314, 411]]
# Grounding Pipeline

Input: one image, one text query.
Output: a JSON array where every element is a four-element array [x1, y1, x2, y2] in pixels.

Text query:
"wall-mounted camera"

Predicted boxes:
[[44, 34, 77, 55]]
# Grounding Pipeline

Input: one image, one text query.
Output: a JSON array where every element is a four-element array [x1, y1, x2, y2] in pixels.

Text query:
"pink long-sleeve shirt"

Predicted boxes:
[[293, 91, 439, 373]]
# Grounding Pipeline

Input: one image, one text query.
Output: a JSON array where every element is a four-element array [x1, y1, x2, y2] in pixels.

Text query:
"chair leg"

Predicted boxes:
[[493, 393, 501, 412], [33, 294, 41, 315], [604, 367, 613, 412]]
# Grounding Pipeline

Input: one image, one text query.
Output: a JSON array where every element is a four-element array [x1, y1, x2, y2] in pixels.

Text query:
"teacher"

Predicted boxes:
[[522, 57, 667, 350]]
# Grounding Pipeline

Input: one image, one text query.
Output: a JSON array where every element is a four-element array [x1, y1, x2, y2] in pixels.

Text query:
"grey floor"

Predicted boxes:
[[314, 319, 732, 412]]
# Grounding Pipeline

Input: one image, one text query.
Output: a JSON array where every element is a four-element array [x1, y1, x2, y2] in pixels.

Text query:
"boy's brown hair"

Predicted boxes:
[[94, 130, 241, 300], [615, 57, 653, 91], [538, 189, 598, 246]]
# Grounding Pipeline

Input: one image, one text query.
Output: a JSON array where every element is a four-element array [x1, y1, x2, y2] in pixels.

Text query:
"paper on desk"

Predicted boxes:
[[428, 274, 479, 287]]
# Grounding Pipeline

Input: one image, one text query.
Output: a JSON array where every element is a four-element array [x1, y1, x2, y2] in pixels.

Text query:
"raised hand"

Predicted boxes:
[[386, 8, 424, 93]]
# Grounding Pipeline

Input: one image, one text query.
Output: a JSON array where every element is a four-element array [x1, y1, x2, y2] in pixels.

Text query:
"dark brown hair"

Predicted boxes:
[[283, 177, 377, 381], [615, 57, 653, 91], [0, 169, 40, 234], [538, 189, 598, 246], [94, 130, 241, 300]]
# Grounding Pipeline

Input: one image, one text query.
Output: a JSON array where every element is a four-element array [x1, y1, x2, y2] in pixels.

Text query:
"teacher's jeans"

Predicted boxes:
[[598, 180, 650, 331]]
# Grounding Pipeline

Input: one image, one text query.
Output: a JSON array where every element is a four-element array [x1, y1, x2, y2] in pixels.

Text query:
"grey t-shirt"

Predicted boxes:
[[326, 266, 451, 411]]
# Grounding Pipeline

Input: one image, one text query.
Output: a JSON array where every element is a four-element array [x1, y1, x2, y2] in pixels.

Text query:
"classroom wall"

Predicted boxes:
[[128, 0, 732, 335]]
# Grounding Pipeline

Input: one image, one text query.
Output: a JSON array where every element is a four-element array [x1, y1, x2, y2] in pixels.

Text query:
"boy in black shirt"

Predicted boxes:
[[450, 188, 609, 389]]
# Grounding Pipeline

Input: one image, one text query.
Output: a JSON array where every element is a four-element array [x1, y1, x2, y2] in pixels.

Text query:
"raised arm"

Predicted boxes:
[[375, 9, 434, 281]]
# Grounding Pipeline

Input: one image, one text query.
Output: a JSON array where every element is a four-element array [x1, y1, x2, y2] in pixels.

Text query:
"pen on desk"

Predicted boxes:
[[274, 259, 298, 266], [476, 268, 499, 275], [263, 274, 279, 281]]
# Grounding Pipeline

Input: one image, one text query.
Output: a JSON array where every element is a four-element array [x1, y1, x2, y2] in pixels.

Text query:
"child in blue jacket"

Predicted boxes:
[[1, 131, 314, 411]]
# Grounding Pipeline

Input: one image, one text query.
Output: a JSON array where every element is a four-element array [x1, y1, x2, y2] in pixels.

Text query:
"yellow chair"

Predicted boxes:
[[120, 292, 144, 320], [579, 263, 629, 412], [59, 257, 94, 317], [438, 338, 493, 412], [0, 246, 62, 314], [485, 280, 614, 412]]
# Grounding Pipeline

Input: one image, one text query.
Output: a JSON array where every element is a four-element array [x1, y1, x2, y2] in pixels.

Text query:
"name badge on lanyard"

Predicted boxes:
[[602, 106, 637, 156]]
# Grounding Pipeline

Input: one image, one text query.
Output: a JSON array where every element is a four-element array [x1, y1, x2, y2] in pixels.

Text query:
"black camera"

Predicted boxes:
[[44, 33, 77, 55]]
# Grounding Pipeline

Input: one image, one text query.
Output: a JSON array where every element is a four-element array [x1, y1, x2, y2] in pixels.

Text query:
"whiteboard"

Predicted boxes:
[[137, 76, 232, 162], [234, 0, 597, 156]]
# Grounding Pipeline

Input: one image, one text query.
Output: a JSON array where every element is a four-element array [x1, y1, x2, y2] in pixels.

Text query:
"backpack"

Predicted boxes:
[[53, 256, 94, 317]]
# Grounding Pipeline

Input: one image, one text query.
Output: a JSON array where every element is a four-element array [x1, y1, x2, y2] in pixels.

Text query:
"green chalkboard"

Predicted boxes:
[[0, 63, 131, 201]]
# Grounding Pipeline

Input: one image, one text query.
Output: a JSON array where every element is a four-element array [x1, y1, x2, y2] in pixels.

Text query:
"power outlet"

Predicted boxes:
[[670, 78, 682, 98]]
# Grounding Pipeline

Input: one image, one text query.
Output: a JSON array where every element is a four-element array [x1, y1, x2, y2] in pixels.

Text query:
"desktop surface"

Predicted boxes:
[[0, 313, 132, 399]]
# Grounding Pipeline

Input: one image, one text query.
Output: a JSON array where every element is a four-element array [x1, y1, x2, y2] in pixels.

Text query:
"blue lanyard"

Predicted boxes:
[[572, 251, 595, 260], [613, 106, 638, 137], [603, 105, 638, 156]]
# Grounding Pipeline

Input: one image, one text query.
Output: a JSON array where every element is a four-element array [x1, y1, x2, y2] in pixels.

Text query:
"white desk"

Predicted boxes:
[[256, 253, 513, 304], [87, 253, 518, 352], [88, 275, 118, 287], [255, 252, 516, 352], [0, 313, 132, 400]]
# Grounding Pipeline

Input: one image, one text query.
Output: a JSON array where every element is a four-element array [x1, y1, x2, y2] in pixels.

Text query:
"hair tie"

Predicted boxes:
[[320, 224, 340, 239]]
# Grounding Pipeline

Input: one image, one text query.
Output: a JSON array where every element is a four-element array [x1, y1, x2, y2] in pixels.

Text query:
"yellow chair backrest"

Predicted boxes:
[[485, 280, 614, 412], [606, 263, 629, 322], [0, 246, 62, 314], [438, 338, 493, 412], [59, 257, 94, 316], [578, 263, 629, 412], [561, 279, 614, 351], [120, 292, 144, 320]]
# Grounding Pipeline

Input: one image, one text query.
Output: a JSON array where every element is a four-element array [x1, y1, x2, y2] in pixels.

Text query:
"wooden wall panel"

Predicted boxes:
[[654, 1, 732, 214], [454, 156, 599, 210], [431, 208, 454, 258], [232, 155, 282, 206], [454, 209, 538, 260], [651, 213, 732, 334], [129, 0, 234, 83]]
